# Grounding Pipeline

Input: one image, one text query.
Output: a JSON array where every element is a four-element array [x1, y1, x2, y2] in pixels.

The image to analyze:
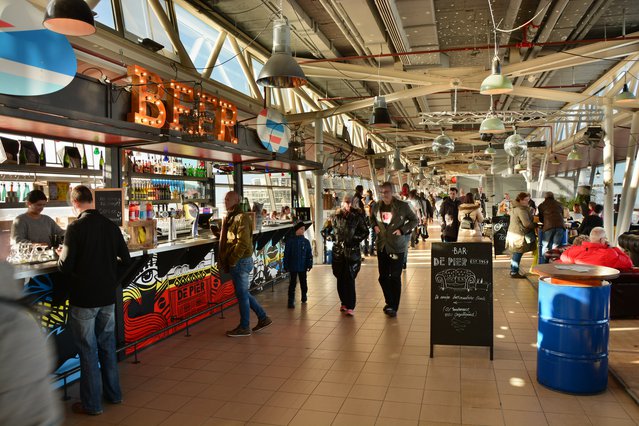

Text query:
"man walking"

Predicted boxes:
[[537, 191, 565, 263], [219, 191, 272, 337], [57, 185, 130, 416], [439, 187, 461, 242], [371, 182, 419, 317]]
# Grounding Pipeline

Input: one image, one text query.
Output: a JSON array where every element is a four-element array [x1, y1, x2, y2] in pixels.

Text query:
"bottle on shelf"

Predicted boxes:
[[39, 143, 46, 166], [98, 151, 104, 171], [1, 183, 6, 202], [63, 150, 71, 168], [81, 147, 88, 169]]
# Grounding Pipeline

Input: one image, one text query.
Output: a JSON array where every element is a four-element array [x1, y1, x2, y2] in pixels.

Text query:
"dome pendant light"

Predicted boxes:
[[369, 95, 393, 127], [616, 83, 636, 104], [567, 144, 581, 161], [403, 162, 411, 173], [257, 17, 308, 88], [364, 138, 376, 156], [391, 147, 403, 171], [480, 56, 513, 95], [480, 95, 505, 134], [550, 155, 561, 165], [484, 143, 496, 155], [43, 0, 96, 36]]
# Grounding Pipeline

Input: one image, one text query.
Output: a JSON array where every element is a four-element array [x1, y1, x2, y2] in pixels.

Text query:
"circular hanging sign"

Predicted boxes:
[[256, 108, 290, 154], [0, 0, 77, 96]]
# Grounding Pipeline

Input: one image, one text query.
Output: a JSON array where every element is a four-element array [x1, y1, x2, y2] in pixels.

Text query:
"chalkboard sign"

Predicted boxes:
[[94, 188, 124, 227], [492, 216, 510, 257], [430, 242, 493, 359]]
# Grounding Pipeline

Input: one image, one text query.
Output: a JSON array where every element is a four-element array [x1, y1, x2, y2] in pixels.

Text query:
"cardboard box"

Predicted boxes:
[[127, 219, 157, 249], [57, 146, 82, 168]]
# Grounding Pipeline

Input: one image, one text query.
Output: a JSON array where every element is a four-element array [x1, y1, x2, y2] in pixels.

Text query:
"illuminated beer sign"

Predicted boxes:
[[127, 65, 238, 143]]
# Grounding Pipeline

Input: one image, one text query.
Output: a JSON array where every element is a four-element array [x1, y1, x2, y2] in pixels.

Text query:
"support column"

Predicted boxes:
[[602, 99, 615, 243], [313, 119, 324, 264], [615, 111, 639, 240], [232, 162, 243, 196]]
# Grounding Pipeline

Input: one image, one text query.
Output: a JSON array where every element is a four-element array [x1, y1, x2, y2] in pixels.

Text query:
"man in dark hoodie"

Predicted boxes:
[[439, 187, 462, 242]]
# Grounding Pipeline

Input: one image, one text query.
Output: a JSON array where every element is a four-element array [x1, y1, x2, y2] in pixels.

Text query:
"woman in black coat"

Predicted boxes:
[[331, 194, 369, 316]]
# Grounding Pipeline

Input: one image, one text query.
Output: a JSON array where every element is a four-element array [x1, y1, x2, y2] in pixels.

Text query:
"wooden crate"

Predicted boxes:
[[127, 219, 156, 249]]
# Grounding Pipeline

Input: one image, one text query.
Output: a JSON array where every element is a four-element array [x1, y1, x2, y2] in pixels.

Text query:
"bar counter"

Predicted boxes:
[[14, 221, 310, 378]]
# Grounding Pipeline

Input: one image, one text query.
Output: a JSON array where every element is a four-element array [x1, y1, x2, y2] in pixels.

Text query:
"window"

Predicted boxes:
[[94, 0, 116, 29], [211, 38, 252, 96], [251, 58, 265, 98], [122, 0, 173, 55], [174, 4, 221, 72]]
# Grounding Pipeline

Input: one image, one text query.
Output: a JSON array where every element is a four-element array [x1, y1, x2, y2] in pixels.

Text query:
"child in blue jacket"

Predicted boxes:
[[283, 222, 313, 308]]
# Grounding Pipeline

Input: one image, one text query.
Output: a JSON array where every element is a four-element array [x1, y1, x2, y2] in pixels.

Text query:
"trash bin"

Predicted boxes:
[[537, 277, 610, 394]]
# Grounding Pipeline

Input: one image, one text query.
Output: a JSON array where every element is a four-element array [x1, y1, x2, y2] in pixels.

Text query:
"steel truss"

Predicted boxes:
[[418, 110, 604, 126]]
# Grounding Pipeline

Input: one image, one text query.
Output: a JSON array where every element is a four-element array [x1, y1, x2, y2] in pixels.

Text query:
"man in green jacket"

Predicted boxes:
[[371, 182, 419, 317], [219, 191, 272, 337]]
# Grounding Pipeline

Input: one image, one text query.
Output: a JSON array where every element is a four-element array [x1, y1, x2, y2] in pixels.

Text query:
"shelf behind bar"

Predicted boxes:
[[128, 198, 211, 205], [128, 172, 210, 182], [0, 200, 70, 209], [0, 163, 103, 177]]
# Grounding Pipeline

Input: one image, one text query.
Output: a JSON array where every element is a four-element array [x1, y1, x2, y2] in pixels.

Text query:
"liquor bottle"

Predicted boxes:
[[98, 152, 104, 171], [63, 149, 70, 168], [1, 183, 6, 202], [39, 143, 46, 166], [19, 144, 27, 165], [81, 147, 88, 169]]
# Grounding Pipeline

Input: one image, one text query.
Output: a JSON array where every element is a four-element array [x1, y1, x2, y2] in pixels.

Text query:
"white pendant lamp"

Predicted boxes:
[[391, 147, 403, 171], [567, 145, 581, 161], [480, 56, 513, 95], [616, 83, 636, 103], [484, 143, 496, 155]]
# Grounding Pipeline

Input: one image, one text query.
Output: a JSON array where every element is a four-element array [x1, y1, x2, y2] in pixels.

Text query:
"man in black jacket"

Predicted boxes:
[[57, 186, 130, 416], [439, 187, 461, 242], [371, 182, 419, 317]]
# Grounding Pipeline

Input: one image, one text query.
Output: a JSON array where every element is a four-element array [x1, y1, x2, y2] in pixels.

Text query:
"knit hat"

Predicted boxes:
[[293, 221, 306, 232]]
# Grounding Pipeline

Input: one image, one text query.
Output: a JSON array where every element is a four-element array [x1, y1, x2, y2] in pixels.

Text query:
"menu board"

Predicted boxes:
[[94, 188, 124, 227], [430, 242, 493, 359], [492, 216, 510, 256]]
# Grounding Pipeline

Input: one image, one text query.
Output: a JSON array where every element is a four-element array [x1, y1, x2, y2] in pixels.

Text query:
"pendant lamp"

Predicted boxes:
[[484, 143, 496, 155], [550, 155, 561, 165], [364, 138, 375, 156], [257, 18, 308, 88], [369, 96, 393, 127], [480, 57, 513, 95], [468, 161, 480, 171], [403, 162, 410, 173], [480, 116, 505, 134], [391, 147, 403, 171], [417, 169, 426, 181], [567, 145, 581, 161], [419, 155, 428, 168], [616, 83, 636, 103], [43, 0, 96, 36]]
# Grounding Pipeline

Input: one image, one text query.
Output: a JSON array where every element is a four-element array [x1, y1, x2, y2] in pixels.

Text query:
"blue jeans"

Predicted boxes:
[[511, 252, 523, 274], [230, 257, 267, 329], [70, 304, 121, 413], [540, 227, 565, 264]]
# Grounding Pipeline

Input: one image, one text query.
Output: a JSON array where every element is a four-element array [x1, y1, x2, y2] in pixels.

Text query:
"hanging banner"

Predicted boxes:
[[0, 0, 76, 96]]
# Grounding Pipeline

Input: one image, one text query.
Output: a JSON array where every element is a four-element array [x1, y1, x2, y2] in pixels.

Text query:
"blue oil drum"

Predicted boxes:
[[537, 278, 610, 394]]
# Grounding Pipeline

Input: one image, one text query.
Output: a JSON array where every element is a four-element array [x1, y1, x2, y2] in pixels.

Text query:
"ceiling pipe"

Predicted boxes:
[[298, 35, 639, 65]]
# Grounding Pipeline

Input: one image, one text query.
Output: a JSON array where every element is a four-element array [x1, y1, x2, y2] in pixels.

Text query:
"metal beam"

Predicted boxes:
[[202, 31, 227, 80], [228, 36, 264, 103], [147, 0, 195, 69]]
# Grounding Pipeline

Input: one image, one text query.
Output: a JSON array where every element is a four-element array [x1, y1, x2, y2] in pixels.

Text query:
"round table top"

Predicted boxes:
[[532, 263, 620, 281]]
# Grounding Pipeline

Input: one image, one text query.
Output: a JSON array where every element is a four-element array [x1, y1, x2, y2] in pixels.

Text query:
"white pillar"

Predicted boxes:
[[615, 111, 639, 240], [602, 99, 615, 244], [313, 119, 324, 264]]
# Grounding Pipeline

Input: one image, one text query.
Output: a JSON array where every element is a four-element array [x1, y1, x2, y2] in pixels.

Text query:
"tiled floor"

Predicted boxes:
[[62, 227, 639, 425]]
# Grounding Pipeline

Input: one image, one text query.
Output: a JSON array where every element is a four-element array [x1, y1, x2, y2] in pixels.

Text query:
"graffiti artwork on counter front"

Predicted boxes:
[[122, 245, 234, 353]]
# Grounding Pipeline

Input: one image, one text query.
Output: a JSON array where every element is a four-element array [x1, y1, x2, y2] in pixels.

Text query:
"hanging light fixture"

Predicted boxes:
[[616, 83, 636, 104], [419, 155, 428, 168], [391, 147, 403, 171], [484, 143, 496, 155], [369, 96, 393, 127], [364, 138, 376, 156], [550, 155, 561, 165], [567, 144, 582, 161], [468, 161, 480, 171], [43, 0, 96, 36], [504, 129, 528, 157], [480, 56, 513, 95], [480, 95, 505, 134], [403, 162, 411, 173], [595, 169, 601, 178], [417, 169, 426, 181], [432, 132, 455, 156], [257, 15, 308, 88]]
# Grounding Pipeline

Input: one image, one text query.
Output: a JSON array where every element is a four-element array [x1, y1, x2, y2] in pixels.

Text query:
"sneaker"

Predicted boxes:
[[71, 402, 102, 416], [510, 272, 527, 279], [252, 316, 273, 333], [340, 305, 347, 312], [345, 309, 354, 316], [385, 308, 397, 317], [383, 305, 391, 314], [226, 326, 251, 337]]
